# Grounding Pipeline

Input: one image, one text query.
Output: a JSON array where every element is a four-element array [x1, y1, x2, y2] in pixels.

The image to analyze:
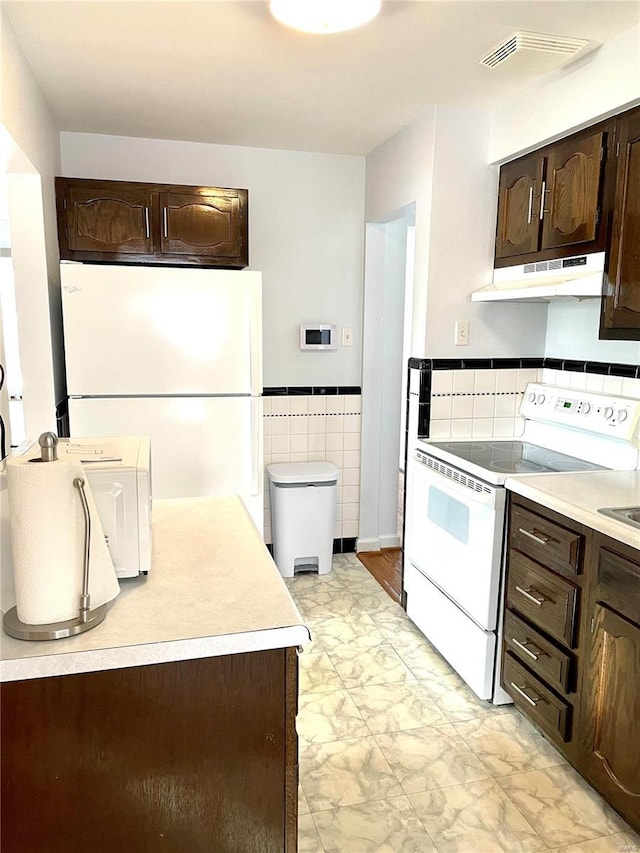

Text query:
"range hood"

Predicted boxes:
[[472, 252, 605, 303]]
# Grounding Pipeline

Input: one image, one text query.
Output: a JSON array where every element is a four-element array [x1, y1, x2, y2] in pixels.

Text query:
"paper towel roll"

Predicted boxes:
[[6, 454, 120, 625]]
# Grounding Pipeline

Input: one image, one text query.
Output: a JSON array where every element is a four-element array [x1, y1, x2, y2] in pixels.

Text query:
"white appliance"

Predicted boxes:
[[14, 436, 152, 579], [405, 383, 640, 704], [61, 263, 263, 531], [471, 251, 605, 303]]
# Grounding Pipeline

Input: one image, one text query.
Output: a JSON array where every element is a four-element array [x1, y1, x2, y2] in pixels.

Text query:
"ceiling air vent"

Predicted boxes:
[[480, 31, 590, 74]]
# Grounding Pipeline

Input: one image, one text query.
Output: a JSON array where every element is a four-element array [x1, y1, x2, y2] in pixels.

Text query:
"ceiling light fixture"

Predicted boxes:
[[269, 0, 381, 34]]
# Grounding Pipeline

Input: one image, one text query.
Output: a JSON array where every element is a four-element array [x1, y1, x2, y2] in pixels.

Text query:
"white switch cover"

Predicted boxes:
[[342, 327, 353, 347], [455, 321, 470, 346]]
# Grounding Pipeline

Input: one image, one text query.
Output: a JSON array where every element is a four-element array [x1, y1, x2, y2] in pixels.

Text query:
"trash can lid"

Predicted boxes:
[[267, 461, 338, 485]]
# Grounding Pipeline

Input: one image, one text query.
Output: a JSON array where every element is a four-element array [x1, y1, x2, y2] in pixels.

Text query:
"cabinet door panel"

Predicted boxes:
[[495, 157, 543, 259], [67, 187, 154, 254], [582, 603, 640, 823], [541, 132, 604, 250], [160, 191, 242, 258], [600, 108, 640, 338]]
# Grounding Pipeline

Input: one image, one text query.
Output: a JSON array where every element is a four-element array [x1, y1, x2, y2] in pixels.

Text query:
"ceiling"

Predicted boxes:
[[5, 0, 639, 156]]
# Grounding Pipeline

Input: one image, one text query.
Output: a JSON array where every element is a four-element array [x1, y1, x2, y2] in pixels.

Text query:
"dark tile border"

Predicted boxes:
[[266, 538, 356, 557], [407, 357, 639, 378], [263, 386, 361, 397]]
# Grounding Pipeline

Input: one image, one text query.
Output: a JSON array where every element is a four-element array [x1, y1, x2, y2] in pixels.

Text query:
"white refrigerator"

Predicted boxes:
[[61, 263, 263, 531]]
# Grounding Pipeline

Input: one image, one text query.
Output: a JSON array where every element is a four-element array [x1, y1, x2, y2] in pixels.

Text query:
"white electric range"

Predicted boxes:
[[404, 383, 640, 705]]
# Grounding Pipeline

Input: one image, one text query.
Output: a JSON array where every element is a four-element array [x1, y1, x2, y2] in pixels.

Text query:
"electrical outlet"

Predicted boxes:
[[455, 321, 470, 346], [342, 327, 353, 347]]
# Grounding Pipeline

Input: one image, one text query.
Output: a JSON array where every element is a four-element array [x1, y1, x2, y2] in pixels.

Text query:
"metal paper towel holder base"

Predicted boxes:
[[3, 433, 109, 642]]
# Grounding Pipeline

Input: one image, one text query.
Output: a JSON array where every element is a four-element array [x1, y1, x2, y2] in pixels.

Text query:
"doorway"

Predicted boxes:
[[358, 206, 416, 599]]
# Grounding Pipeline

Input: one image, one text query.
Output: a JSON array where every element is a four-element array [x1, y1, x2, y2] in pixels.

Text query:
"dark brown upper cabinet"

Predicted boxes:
[[600, 106, 640, 340], [56, 178, 248, 269], [494, 126, 608, 268]]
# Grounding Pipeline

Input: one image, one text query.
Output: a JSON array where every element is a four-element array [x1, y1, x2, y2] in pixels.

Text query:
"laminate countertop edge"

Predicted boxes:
[[505, 469, 640, 551], [1, 496, 311, 682]]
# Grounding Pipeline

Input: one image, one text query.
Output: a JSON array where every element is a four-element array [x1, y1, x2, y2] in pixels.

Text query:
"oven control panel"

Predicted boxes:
[[521, 383, 640, 444]]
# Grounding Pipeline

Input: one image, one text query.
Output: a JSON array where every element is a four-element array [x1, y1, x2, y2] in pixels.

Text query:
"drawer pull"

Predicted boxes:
[[144, 206, 150, 239], [511, 637, 544, 661], [515, 585, 546, 606], [510, 681, 542, 707], [518, 527, 552, 546]]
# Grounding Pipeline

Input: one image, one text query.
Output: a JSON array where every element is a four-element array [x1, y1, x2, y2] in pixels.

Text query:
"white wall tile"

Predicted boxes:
[[451, 419, 473, 438], [342, 468, 360, 486], [272, 435, 289, 453], [474, 370, 496, 393], [308, 451, 325, 462], [431, 396, 453, 419], [585, 373, 605, 393], [346, 396, 361, 414], [308, 396, 327, 414], [342, 520, 359, 538], [343, 502, 359, 521], [326, 433, 344, 451], [494, 417, 516, 437], [428, 420, 452, 438], [603, 375, 624, 395], [431, 370, 453, 394], [262, 397, 272, 415], [289, 451, 309, 462], [494, 395, 516, 418], [344, 414, 361, 432], [264, 435, 272, 454], [517, 368, 540, 390], [289, 396, 308, 415], [569, 372, 587, 390], [263, 416, 273, 436], [326, 396, 345, 414], [290, 415, 309, 434], [326, 414, 344, 433], [344, 432, 360, 451], [308, 433, 326, 452], [452, 370, 475, 394], [473, 395, 494, 418], [343, 449, 360, 468], [622, 377, 640, 400], [541, 368, 558, 384], [271, 452, 289, 463], [326, 450, 343, 469], [308, 415, 326, 434], [271, 397, 289, 415], [290, 434, 308, 453], [513, 418, 525, 437], [343, 485, 360, 504], [334, 520, 342, 538], [451, 396, 473, 419], [271, 418, 288, 435], [495, 370, 519, 393], [472, 418, 494, 437]]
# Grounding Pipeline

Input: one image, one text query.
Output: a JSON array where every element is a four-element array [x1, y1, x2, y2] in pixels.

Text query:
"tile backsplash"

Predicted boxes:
[[407, 357, 640, 443], [263, 391, 361, 547]]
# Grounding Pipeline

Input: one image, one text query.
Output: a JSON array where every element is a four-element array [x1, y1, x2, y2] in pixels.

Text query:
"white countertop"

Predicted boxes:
[[506, 469, 640, 551], [1, 496, 310, 683]]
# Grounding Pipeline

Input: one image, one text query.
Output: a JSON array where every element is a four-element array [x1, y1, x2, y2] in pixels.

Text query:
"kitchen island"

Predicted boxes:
[[1, 496, 309, 853]]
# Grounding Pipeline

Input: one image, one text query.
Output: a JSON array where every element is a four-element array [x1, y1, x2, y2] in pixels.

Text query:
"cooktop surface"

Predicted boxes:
[[428, 440, 606, 476]]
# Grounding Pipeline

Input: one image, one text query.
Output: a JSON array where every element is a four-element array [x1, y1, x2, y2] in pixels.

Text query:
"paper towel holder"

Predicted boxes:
[[3, 435, 109, 641]]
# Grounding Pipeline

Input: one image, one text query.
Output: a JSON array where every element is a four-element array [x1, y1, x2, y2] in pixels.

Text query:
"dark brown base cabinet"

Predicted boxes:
[[501, 495, 640, 832], [1, 648, 298, 853], [56, 177, 249, 269]]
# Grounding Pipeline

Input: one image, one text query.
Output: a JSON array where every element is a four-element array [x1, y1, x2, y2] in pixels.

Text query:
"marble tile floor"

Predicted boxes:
[[286, 554, 640, 853]]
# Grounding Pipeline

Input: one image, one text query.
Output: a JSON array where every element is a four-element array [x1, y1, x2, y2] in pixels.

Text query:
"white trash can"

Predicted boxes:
[[267, 461, 338, 578]]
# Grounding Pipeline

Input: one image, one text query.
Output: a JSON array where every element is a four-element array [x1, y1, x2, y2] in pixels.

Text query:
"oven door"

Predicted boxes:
[[406, 451, 506, 631]]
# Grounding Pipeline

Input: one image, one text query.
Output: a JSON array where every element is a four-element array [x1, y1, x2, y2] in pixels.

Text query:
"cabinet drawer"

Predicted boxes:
[[507, 553, 578, 647], [504, 609, 573, 694], [503, 652, 571, 742], [511, 505, 583, 577]]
